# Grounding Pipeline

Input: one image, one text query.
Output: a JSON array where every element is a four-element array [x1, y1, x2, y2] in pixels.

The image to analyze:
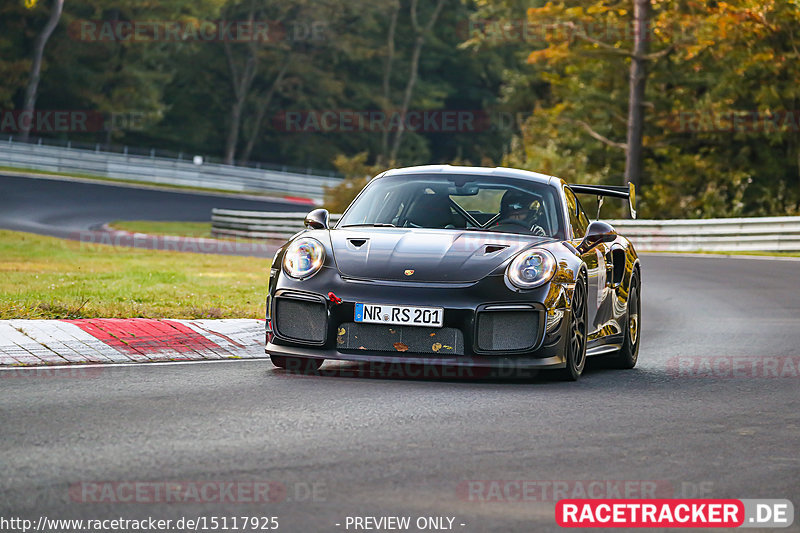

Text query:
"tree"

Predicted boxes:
[[20, 0, 64, 141], [0, 3, 33, 109], [480, 0, 799, 218], [387, 0, 447, 163], [220, 0, 358, 166], [378, 0, 400, 163], [222, 2, 259, 165], [624, 0, 649, 192], [238, 53, 290, 162]]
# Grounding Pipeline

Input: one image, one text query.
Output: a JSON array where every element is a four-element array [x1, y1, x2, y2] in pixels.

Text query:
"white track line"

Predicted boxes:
[[0, 357, 270, 371], [640, 252, 800, 262]]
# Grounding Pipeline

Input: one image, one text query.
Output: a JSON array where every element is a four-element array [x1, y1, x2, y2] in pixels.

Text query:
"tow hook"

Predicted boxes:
[[327, 292, 343, 305]]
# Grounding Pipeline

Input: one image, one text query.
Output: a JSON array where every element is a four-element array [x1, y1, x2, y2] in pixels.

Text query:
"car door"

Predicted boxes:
[[564, 186, 606, 332]]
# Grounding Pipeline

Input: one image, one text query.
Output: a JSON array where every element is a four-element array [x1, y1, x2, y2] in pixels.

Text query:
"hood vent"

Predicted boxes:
[[347, 238, 368, 248], [484, 244, 508, 254]]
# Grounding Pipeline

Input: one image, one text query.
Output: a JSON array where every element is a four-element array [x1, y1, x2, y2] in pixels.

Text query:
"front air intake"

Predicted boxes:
[[476, 309, 540, 352], [337, 323, 464, 356], [274, 296, 327, 344]]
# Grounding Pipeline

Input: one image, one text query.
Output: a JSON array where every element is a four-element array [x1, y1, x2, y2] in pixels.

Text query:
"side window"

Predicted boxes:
[[564, 187, 589, 239], [577, 199, 590, 235]]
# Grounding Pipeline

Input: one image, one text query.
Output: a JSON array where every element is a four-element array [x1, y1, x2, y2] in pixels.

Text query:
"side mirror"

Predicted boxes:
[[304, 208, 330, 230], [577, 221, 617, 254]]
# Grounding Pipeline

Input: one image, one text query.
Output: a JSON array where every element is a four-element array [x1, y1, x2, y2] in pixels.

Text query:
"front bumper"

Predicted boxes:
[[265, 341, 566, 370], [265, 267, 570, 369]]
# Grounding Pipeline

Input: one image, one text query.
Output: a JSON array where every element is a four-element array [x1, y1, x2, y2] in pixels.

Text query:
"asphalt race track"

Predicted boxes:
[[1, 254, 798, 532], [0, 173, 303, 241]]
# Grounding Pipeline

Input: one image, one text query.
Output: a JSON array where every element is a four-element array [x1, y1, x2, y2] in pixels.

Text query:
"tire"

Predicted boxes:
[[558, 271, 588, 381], [270, 354, 324, 372], [609, 270, 641, 369]]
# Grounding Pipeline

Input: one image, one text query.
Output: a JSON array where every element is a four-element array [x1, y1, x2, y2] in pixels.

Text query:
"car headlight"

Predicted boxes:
[[283, 238, 325, 279], [506, 248, 556, 289]]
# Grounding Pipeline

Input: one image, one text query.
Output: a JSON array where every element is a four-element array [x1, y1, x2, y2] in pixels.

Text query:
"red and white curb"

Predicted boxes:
[[0, 319, 266, 367]]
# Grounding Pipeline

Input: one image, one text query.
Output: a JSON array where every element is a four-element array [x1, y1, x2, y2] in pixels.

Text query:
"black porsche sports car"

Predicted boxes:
[[265, 165, 641, 380]]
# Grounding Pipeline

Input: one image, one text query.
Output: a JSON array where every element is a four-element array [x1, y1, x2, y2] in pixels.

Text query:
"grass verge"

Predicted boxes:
[[109, 220, 214, 239], [0, 229, 269, 319]]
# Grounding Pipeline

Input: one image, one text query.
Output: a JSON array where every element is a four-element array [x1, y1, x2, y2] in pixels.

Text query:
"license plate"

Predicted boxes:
[[354, 303, 444, 328]]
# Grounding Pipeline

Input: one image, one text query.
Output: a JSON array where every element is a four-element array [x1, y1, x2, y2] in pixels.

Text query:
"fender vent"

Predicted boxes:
[[611, 248, 626, 286]]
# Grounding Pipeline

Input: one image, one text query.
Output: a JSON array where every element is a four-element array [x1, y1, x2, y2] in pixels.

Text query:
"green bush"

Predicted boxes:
[[324, 152, 389, 213]]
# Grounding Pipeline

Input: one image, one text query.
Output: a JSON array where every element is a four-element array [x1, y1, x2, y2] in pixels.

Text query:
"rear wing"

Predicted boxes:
[[569, 182, 637, 219]]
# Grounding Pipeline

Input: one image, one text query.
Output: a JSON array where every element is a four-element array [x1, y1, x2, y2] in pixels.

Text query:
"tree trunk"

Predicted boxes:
[[20, 0, 64, 142], [224, 99, 244, 165], [624, 0, 650, 198], [239, 57, 291, 163], [379, 1, 400, 165], [389, 34, 424, 163], [388, 0, 446, 163], [223, 7, 259, 166], [223, 44, 258, 166]]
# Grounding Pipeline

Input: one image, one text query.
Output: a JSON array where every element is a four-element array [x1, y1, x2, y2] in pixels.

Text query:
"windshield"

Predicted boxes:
[[338, 174, 565, 239]]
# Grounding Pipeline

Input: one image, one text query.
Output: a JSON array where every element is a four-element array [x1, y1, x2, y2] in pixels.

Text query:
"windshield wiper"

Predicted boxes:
[[341, 223, 396, 228]]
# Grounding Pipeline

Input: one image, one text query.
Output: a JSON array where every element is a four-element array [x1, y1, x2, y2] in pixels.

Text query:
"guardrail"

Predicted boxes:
[[608, 216, 800, 252], [212, 210, 800, 252], [212, 209, 342, 240], [0, 137, 341, 203]]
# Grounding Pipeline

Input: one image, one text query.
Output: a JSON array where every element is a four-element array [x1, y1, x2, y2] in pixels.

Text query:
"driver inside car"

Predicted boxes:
[[496, 189, 548, 236]]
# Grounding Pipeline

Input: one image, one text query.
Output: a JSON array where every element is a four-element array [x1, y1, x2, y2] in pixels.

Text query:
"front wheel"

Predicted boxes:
[[270, 354, 324, 372], [557, 272, 588, 381]]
